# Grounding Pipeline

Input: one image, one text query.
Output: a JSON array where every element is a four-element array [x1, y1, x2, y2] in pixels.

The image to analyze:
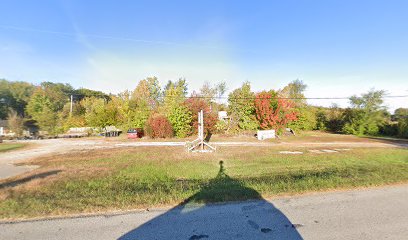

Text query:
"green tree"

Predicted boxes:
[[26, 83, 74, 134], [199, 81, 217, 103], [114, 91, 134, 130], [397, 117, 408, 138], [132, 107, 150, 129], [280, 79, 307, 105], [110, 91, 150, 130], [199, 81, 227, 106], [162, 79, 191, 137], [7, 110, 25, 137], [343, 90, 387, 135], [74, 88, 108, 101], [82, 97, 118, 129], [280, 79, 313, 131], [132, 77, 161, 110], [167, 105, 192, 138], [394, 108, 408, 138], [162, 79, 188, 109], [0, 79, 35, 118], [164, 78, 188, 96], [130, 80, 157, 129], [288, 106, 317, 131], [314, 104, 346, 132], [394, 108, 408, 121], [227, 82, 258, 131], [26, 90, 58, 134], [0, 80, 12, 119], [40, 82, 73, 111]]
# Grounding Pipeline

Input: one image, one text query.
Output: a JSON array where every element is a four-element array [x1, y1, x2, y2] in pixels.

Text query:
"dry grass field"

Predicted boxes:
[[1, 132, 407, 220]]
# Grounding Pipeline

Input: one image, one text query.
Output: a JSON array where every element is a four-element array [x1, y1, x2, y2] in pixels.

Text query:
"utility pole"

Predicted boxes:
[[70, 95, 73, 117]]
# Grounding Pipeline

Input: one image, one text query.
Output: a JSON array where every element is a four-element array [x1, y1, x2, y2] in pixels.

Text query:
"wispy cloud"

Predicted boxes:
[[81, 52, 242, 94]]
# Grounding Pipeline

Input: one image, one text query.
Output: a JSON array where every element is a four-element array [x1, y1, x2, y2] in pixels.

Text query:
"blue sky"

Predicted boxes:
[[1, 0, 407, 111]]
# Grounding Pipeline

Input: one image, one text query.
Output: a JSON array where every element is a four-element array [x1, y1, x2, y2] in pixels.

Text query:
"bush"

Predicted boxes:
[[342, 90, 388, 136], [144, 114, 174, 138], [167, 105, 192, 138], [342, 108, 386, 136], [288, 106, 317, 131], [59, 116, 86, 133], [315, 106, 346, 133], [379, 123, 398, 136], [214, 120, 229, 134], [131, 109, 150, 129], [315, 108, 327, 131], [7, 110, 25, 137], [398, 118, 408, 138]]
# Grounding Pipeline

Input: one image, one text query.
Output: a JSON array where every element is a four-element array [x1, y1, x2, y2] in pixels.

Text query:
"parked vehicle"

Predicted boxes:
[[127, 128, 144, 139]]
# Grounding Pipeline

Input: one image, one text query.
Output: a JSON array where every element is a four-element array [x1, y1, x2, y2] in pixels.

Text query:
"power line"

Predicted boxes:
[[69, 93, 408, 100], [180, 95, 408, 100]]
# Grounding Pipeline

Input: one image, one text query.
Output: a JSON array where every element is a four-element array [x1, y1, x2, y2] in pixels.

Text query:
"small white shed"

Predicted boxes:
[[257, 130, 275, 140], [218, 111, 228, 121]]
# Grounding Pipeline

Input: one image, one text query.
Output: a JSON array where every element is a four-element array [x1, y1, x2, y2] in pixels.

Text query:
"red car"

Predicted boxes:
[[127, 128, 144, 139]]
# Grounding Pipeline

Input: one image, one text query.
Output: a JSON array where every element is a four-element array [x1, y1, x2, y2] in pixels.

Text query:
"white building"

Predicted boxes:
[[218, 111, 229, 121], [0, 120, 7, 136]]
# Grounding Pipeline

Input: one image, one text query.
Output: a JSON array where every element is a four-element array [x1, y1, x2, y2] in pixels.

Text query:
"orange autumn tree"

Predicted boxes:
[[254, 91, 298, 132], [184, 94, 217, 135]]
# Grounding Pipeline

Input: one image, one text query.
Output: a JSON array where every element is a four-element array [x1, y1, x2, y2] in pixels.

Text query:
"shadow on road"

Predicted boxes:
[[0, 170, 61, 189], [119, 161, 303, 240]]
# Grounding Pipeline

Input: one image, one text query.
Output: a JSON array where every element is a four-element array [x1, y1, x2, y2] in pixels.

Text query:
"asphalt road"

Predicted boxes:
[[1, 185, 407, 240]]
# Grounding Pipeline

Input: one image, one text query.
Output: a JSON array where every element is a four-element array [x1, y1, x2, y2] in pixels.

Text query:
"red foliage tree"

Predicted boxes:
[[144, 114, 174, 138], [184, 96, 217, 135], [254, 91, 298, 131]]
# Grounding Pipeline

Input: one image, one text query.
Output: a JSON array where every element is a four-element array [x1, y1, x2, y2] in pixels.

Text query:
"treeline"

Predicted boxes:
[[1, 78, 407, 138]]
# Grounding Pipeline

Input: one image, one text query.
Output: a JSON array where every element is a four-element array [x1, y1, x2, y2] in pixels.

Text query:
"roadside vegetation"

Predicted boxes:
[[1, 78, 407, 220], [0, 143, 25, 153], [1, 78, 407, 139], [1, 145, 407, 219]]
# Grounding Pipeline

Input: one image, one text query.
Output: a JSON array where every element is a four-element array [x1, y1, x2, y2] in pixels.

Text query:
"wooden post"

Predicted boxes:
[[186, 109, 215, 152], [70, 95, 73, 117]]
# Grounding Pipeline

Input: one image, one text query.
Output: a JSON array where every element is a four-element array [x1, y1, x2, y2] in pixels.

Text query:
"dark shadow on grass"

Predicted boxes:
[[0, 170, 61, 189], [119, 161, 303, 240]]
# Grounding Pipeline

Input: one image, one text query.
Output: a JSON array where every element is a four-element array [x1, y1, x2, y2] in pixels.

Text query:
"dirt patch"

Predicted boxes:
[[279, 151, 303, 154]]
